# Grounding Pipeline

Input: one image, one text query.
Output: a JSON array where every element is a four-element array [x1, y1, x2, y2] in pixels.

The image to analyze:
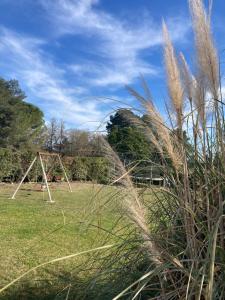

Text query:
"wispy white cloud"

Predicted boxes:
[[0, 27, 103, 129], [0, 0, 190, 129], [40, 0, 190, 87], [70, 60, 158, 87]]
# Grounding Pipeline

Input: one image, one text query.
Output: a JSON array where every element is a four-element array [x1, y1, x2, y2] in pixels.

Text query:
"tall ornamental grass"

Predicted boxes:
[[98, 0, 225, 298]]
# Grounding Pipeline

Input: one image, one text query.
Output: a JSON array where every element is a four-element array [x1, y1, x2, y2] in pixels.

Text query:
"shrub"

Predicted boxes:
[[0, 148, 21, 181], [87, 157, 110, 184], [70, 157, 88, 181], [69, 157, 110, 184]]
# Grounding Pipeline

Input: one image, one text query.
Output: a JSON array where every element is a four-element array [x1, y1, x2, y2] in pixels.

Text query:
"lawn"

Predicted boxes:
[[0, 182, 122, 299]]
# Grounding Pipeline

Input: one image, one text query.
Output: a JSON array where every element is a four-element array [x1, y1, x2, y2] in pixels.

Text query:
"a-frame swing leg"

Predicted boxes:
[[57, 155, 72, 192], [11, 156, 37, 199], [39, 153, 54, 203]]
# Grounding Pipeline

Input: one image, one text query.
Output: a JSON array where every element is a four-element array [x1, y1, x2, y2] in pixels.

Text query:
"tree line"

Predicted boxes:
[[0, 77, 161, 182]]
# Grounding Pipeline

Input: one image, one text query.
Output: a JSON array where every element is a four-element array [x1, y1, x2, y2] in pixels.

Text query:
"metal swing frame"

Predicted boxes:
[[11, 152, 72, 203]]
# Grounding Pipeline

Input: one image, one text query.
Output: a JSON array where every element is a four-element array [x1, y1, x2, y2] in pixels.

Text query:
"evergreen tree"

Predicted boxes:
[[106, 109, 157, 163], [0, 78, 44, 149]]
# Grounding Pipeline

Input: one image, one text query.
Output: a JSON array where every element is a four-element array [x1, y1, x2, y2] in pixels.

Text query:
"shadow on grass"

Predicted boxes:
[[1, 275, 95, 300], [0, 262, 155, 300], [1, 279, 126, 300]]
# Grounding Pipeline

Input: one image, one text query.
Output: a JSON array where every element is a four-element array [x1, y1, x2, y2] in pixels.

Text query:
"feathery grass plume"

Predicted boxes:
[[189, 0, 219, 100], [133, 117, 164, 158], [98, 135, 163, 266], [127, 85, 183, 171], [162, 21, 184, 131], [190, 0, 225, 161], [179, 53, 201, 151], [112, 106, 164, 158], [179, 52, 205, 133], [179, 52, 194, 103], [193, 75, 206, 126]]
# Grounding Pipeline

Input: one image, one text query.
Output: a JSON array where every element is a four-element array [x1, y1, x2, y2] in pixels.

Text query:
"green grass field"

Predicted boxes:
[[0, 182, 123, 299]]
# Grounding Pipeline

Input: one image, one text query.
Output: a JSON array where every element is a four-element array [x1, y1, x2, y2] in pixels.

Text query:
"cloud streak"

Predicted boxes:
[[0, 27, 104, 128], [40, 0, 190, 87], [0, 0, 190, 129]]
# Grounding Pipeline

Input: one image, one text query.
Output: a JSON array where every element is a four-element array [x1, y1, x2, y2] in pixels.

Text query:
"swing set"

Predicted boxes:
[[11, 152, 72, 203]]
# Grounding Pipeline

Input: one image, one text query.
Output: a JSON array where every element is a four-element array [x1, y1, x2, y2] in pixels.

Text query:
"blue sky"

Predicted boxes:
[[0, 0, 225, 130]]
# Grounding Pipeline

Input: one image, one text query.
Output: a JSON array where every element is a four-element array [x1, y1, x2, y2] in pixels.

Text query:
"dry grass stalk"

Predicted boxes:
[[193, 75, 206, 126], [127, 82, 197, 262], [116, 108, 164, 158], [99, 136, 163, 266], [127, 86, 183, 171], [190, 0, 225, 163], [163, 22, 184, 131], [179, 53, 201, 156], [189, 0, 219, 100], [179, 52, 194, 103], [163, 7, 204, 267]]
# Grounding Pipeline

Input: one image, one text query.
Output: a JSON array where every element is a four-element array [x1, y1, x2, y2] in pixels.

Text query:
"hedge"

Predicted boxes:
[[0, 148, 110, 184]]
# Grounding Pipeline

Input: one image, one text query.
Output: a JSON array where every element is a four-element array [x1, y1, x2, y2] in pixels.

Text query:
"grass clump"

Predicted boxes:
[[81, 0, 225, 298]]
